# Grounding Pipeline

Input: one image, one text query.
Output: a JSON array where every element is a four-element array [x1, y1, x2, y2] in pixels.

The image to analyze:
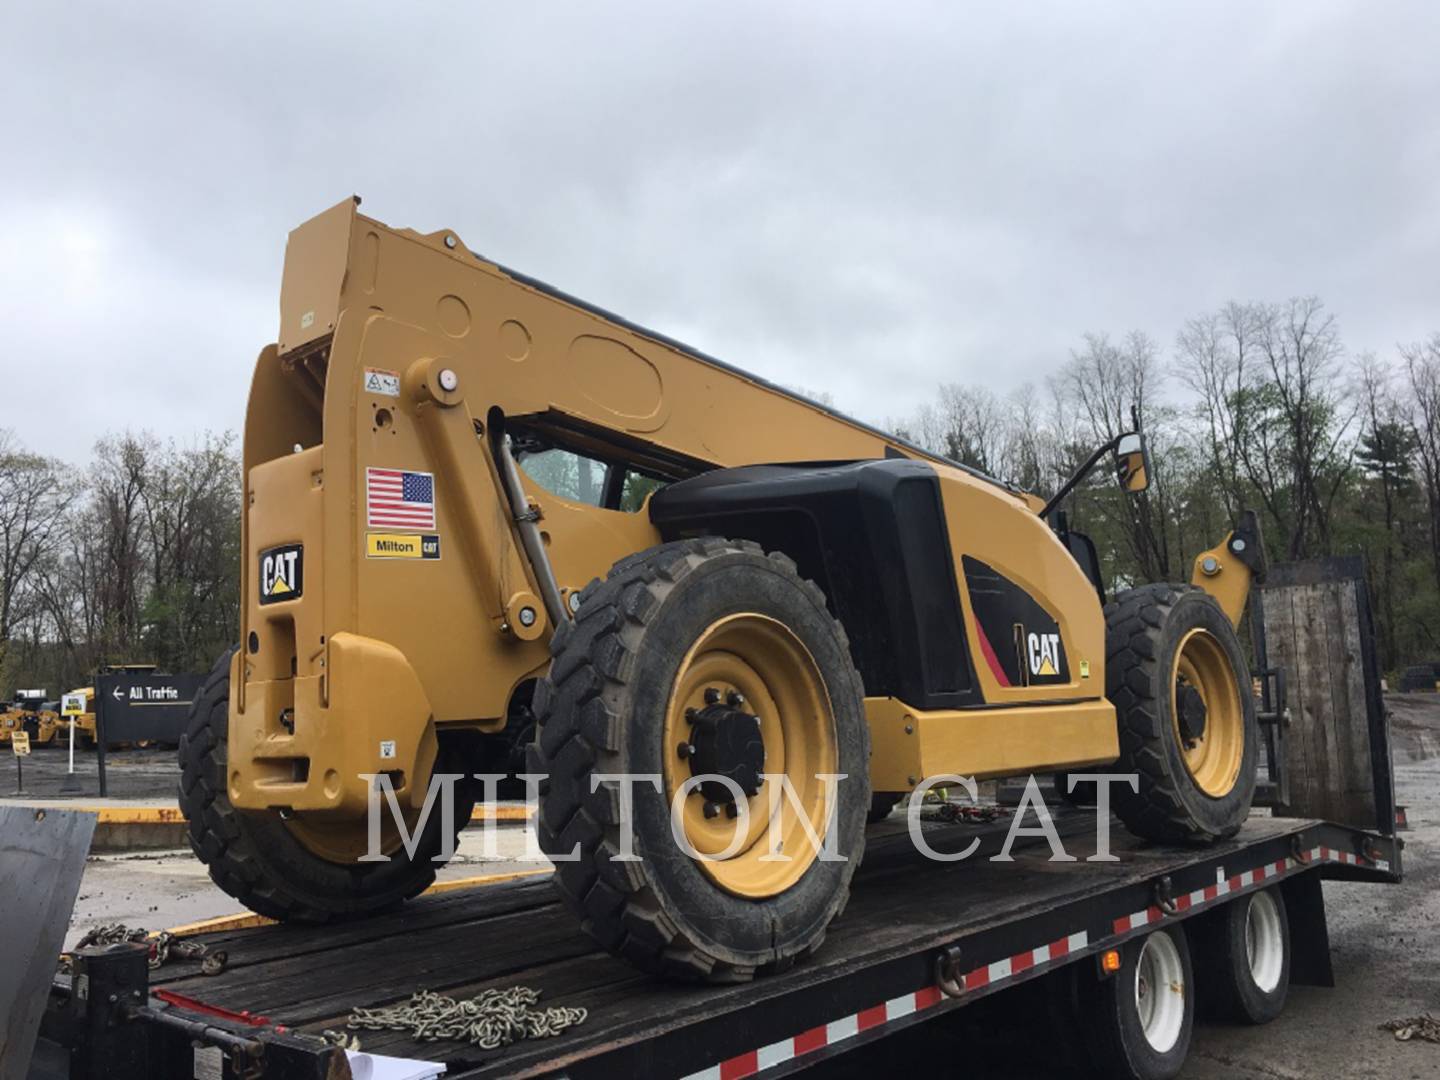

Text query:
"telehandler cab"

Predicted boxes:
[[179, 198, 1265, 982]]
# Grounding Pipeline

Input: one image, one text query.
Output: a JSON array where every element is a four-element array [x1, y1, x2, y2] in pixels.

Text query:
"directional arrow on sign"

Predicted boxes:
[[112, 687, 125, 700]]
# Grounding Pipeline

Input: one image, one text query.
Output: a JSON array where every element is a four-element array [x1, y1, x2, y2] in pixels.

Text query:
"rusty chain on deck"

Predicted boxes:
[[325, 987, 587, 1051], [63, 923, 227, 974]]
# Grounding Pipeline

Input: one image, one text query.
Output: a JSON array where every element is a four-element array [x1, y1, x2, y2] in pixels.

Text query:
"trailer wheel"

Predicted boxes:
[[1083, 924, 1194, 1080], [531, 538, 869, 982], [1196, 886, 1290, 1023], [178, 647, 475, 922], [1106, 584, 1257, 843]]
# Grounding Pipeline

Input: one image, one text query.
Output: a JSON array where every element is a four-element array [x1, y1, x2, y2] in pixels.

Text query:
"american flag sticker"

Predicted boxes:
[[366, 468, 437, 530]]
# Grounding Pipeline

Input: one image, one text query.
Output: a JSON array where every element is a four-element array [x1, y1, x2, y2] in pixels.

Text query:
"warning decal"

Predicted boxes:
[[363, 367, 401, 397]]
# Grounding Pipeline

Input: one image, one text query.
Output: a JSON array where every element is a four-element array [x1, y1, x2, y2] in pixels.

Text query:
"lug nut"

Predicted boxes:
[[703, 801, 720, 820], [677, 742, 695, 760], [725, 803, 739, 819], [685, 707, 699, 723], [704, 688, 721, 705], [727, 690, 745, 707]]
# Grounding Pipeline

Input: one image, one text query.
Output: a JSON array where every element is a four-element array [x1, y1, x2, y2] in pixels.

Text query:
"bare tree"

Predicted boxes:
[[1403, 334, 1440, 593], [1056, 332, 1172, 581], [0, 430, 72, 683], [1258, 297, 1356, 557]]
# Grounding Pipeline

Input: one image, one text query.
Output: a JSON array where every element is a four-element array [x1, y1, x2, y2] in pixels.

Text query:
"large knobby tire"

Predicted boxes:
[[178, 647, 474, 922], [529, 538, 869, 982], [1107, 584, 1258, 844]]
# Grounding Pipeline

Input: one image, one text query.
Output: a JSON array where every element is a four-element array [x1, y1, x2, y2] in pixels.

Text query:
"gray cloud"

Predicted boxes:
[[4, 1, 1438, 460]]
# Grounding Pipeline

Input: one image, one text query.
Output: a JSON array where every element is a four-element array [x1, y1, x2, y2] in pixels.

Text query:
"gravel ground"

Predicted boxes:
[[0, 742, 180, 800], [64, 824, 551, 949]]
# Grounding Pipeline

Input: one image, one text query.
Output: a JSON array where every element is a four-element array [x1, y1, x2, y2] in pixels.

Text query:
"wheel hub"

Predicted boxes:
[[682, 689, 766, 813], [1177, 682, 1207, 745]]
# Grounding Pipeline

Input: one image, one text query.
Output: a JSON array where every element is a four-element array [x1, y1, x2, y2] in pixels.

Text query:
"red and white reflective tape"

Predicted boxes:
[[680, 932, 1085, 1080], [1112, 844, 1387, 936], [684, 842, 1384, 1080]]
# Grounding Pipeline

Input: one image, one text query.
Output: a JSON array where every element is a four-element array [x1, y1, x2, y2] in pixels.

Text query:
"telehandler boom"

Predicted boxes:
[[180, 197, 1264, 981]]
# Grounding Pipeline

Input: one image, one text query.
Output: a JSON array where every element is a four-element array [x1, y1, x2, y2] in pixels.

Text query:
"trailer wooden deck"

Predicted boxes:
[[137, 810, 1400, 1078]]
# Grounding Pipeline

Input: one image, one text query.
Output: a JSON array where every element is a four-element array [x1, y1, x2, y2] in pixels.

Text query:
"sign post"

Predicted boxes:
[[12, 730, 30, 794], [60, 692, 86, 796]]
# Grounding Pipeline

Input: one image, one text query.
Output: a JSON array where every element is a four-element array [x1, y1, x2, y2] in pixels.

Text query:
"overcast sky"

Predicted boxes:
[[4, 3, 1438, 462]]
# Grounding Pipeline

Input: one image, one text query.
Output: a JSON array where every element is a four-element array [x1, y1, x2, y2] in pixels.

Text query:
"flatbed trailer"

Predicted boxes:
[[34, 806, 1402, 1079]]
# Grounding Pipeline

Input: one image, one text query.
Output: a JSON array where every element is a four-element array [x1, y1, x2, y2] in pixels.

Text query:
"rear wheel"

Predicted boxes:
[[1082, 924, 1194, 1080], [1106, 584, 1258, 843], [178, 647, 475, 921], [1195, 886, 1291, 1023], [531, 538, 869, 981]]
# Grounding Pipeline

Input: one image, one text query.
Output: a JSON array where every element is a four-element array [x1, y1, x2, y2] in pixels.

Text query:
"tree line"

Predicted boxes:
[[889, 298, 1440, 675], [0, 431, 240, 699], [3, 296, 1437, 697]]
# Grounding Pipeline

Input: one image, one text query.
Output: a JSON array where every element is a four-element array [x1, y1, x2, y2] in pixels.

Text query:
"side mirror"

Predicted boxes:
[[1115, 432, 1151, 494]]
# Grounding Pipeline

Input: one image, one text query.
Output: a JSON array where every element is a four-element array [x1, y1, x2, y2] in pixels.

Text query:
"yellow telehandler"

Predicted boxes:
[[179, 198, 1265, 982]]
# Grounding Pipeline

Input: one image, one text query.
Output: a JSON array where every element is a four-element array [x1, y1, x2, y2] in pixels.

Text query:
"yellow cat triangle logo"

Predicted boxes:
[[1036, 655, 1057, 676], [268, 576, 292, 596]]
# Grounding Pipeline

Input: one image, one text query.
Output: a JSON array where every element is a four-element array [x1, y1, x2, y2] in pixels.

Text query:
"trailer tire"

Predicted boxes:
[[1082, 924, 1195, 1080], [178, 647, 474, 922], [1195, 886, 1290, 1024], [531, 538, 869, 982], [1106, 584, 1258, 843]]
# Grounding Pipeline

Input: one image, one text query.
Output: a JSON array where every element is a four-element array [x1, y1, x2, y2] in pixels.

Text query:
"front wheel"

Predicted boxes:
[[1106, 584, 1258, 843], [530, 538, 869, 982]]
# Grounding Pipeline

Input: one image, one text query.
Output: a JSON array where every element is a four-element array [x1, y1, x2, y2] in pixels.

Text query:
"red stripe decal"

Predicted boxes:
[[915, 985, 943, 1010], [973, 620, 1012, 687], [1011, 951, 1034, 974], [720, 1050, 759, 1080], [1050, 936, 1071, 959], [1204, 885, 1218, 901], [857, 1003, 888, 1031], [153, 989, 270, 1026], [964, 968, 990, 991], [794, 1025, 828, 1055]]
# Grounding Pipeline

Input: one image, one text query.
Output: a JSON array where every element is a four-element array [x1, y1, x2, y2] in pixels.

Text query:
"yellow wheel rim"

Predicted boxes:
[[663, 613, 838, 899], [1171, 628, 1244, 798]]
